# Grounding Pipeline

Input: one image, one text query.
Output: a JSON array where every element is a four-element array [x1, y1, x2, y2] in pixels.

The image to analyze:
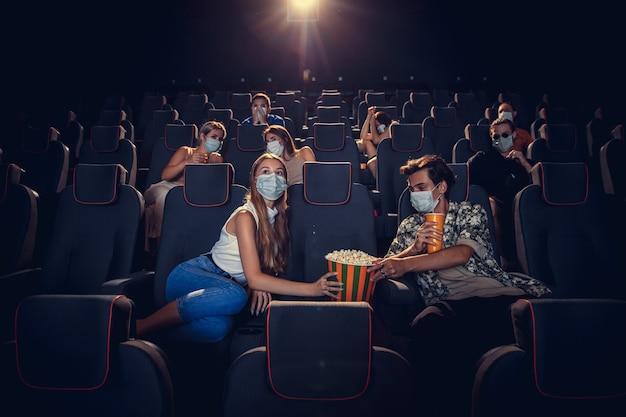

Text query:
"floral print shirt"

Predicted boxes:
[[386, 201, 551, 305]]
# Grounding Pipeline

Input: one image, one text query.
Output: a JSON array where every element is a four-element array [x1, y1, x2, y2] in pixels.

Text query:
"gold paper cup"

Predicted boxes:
[[327, 260, 375, 303]]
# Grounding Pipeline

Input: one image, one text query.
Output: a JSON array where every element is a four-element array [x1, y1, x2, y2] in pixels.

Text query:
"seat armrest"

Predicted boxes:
[[101, 271, 156, 317]]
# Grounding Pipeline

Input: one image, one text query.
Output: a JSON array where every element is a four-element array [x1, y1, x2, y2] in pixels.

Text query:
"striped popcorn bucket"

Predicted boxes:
[[326, 260, 376, 303]]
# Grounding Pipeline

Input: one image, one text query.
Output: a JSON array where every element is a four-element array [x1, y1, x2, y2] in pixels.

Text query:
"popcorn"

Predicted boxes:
[[324, 249, 377, 266]]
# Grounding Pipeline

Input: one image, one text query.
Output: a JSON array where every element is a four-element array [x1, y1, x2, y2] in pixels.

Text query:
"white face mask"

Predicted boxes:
[[203, 137, 221, 153], [377, 124, 386, 134], [499, 111, 514, 121], [409, 182, 442, 213], [266, 140, 284, 156], [256, 173, 287, 201], [492, 133, 514, 153]]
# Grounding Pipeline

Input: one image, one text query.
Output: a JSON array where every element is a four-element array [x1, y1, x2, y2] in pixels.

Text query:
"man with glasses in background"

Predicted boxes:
[[468, 117, 535, 271]]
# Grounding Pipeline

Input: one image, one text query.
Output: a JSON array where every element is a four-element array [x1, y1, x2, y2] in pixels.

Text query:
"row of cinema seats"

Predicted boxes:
[[1, 157, 625, 415], [3, 295, 624, 417]]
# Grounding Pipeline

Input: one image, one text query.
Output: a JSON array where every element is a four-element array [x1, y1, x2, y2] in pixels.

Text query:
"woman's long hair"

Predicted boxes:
[[263, 125, 296, 159], [247, 153, 290, 274]]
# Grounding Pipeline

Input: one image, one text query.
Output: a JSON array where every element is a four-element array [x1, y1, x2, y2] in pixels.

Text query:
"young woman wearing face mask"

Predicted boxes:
[[467, 117, 535, 271], [143, 121, 227, 253], [263, 124, 315, 185], [356, 106, 394, 180], [136, 153, 342, 343], [368, 154, 550, 417]]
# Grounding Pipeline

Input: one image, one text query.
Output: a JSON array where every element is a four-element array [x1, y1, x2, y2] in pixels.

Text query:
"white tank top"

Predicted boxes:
[[208, 200, 259, 285]]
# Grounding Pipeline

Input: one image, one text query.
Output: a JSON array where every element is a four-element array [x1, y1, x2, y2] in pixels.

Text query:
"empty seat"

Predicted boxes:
[[285, 161, 378, 287], [472, 298, 626, 417], [302, 122, 361, 182], [1, 294, 174, 417], [222, 123, 267, 188], [79, 125, 138, 187], [452, 123, 492, 163], [513, 162, 622, 298], [402, 91, 434, 124], [222, 300, 415, 417], [0, 163, 144, 342], [528, 123, 587, 163], [422, 106, 466, 163]]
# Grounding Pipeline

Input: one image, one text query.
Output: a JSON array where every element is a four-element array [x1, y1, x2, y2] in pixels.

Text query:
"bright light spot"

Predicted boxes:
[[240, 78, 246, 83], [288, 0, 319, 22], [311, 76, 316, 82], [409, 75, 414, 81], [197, 78, 202, 83], [268, 77, 273, 82], [338, 76, 343, 81], [383, 75, 388, 81]]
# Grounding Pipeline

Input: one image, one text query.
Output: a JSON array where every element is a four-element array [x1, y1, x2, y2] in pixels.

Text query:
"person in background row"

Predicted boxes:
[[467, 117, 535, 271], [356, 106, 396, 180], [143, 121, 226, 254], [241, 92, 285, 127], [263, 124, 315, 185], [136, 153, 342, 343], [497, 101, 533, 153], [369, 154, 550, 417]]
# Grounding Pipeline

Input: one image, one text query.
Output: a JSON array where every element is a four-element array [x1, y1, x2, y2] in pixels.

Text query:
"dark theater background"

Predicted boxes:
[[5, 0, 624, 122]]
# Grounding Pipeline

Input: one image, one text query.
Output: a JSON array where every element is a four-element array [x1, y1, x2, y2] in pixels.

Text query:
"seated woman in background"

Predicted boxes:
[[356, 106, 395, 180], [263, 124, 315, 185], [144, 120, 227, 254]]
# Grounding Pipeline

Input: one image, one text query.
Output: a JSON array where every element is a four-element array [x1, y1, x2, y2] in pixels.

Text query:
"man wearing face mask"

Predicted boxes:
[[467, 117, 534, 271], [498, 101, 533, 153], [369, 154, 550, 417], [241, 93, 285, 127]]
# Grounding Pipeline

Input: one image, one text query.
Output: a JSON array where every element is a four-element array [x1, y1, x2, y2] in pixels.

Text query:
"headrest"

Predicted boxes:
[[511, 298, 626, 398], [465, 124, 492, 153], [530, 162, 588, 205], [271, 106, 286, 118], [99, 109, 126, 125], [15, 294, 133, 390], [73, 164, 127, 205], [454, 92, 477, 109], [208, 108, 234, 124], [275, 92, 295, 108], [313, 123, 345, 151], [187, 94, 208, 110], [430, 106, 456, 127], [303, 161, 351, 205], [1, 163, 24, 201], [316, 106, 342, 123], [230, 92, 252, 109], [184, 163, 235, 207], [390, 123, 424, 152], [152, 109, 177, 128], [410, 92, 433, 108], [236, 124, 267, 151], [22, 127, 58, 153], [365, 92, 385, 105], [539, 123, 577, 152], [448, 163, 470, 201], [91, 125, 123, 152], [164, 124, 198, 150], [266, 301, 372, 400], [319, 92, 342, 106]]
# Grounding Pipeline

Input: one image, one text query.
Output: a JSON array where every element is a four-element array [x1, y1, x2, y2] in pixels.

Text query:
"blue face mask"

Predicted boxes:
[[203, 138, 221, 153], [256, 173, 287, 201], [410, 182, 441, 213]]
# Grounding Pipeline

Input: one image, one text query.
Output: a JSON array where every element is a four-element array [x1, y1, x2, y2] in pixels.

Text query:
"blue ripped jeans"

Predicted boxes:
[[165, 254, 248, 343]]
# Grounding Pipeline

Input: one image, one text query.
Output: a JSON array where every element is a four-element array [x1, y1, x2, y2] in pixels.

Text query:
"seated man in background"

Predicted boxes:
[[241, 92, 285, 126], [468, 117, 535, 271]]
